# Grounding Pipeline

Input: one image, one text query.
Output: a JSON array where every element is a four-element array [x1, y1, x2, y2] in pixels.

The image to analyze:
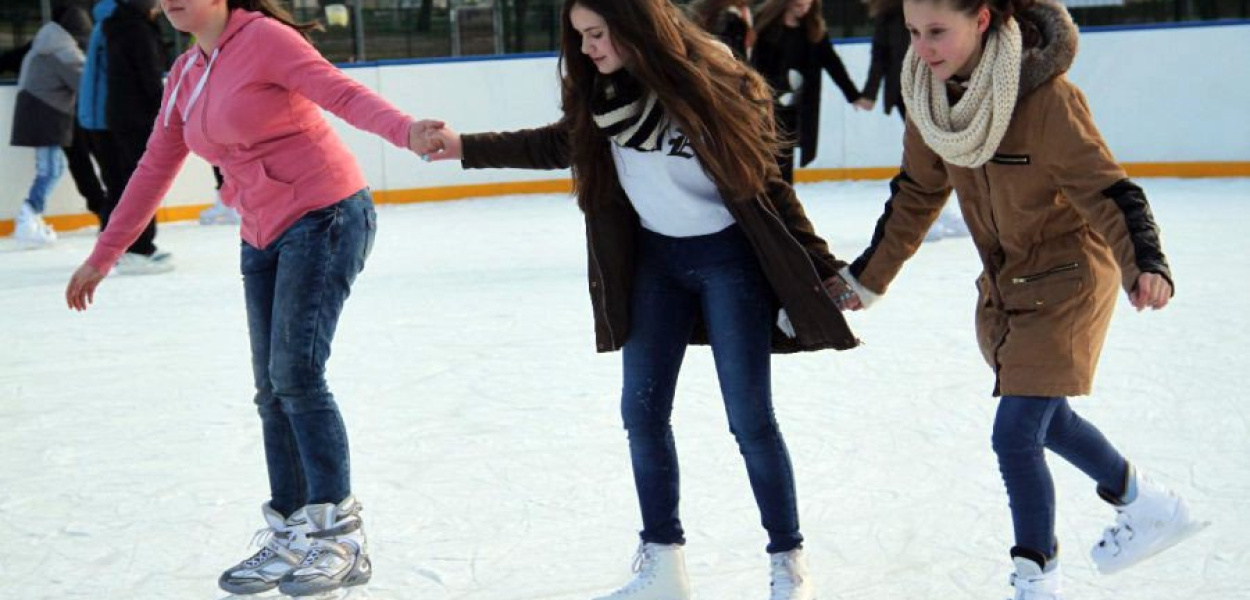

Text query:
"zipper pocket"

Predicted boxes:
[[1012, 262, 1079, 284]]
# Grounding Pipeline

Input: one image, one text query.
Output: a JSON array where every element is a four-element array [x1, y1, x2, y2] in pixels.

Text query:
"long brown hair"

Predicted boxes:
[[227, 0, 321, 39], [559, 0, 780, 211], [755, 0, 827, 44]]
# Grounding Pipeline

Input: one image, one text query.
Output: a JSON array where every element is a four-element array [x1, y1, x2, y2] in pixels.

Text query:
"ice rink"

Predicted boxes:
[[3, 178, 1247, 600]]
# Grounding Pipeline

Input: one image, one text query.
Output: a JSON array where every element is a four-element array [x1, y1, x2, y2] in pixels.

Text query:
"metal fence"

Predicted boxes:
[[1, 0, 1247, 77]]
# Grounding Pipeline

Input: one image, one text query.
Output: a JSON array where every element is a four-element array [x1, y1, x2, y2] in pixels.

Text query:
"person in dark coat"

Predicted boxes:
[[99, 0, 168, 265], [752, 0, 867, 183], [59, 5, 110, 222], [859, 0, 909, 119], [4, 6, 106, 222], [420, 1, 861, 597], [9, 5, 88, 247], [689, 0, 755, 60]]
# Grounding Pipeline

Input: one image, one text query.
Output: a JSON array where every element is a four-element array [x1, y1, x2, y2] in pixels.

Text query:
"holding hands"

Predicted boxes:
[[418, 125, 463, 162], [405, 119, 462, 162], [823, 275, 863, 311], [407, 119, 447, 158]]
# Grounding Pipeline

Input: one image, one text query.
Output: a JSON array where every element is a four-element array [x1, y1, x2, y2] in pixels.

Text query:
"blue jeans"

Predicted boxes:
[[992, 396, 1129, 557], [242, 190, 377, 516], [622, 225, 803, 554], [25, 146, 66, 213]]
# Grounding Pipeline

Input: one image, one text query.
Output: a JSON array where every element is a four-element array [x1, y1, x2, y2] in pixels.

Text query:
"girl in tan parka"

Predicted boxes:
[[834, 0, 1206, 597]]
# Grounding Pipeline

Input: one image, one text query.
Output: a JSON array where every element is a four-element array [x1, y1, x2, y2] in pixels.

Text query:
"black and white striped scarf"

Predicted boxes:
[[591, 71, 670, 151]]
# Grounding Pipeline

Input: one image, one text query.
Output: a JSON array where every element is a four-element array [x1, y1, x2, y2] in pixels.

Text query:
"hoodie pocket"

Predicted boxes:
[[225, 160, 296, 222]]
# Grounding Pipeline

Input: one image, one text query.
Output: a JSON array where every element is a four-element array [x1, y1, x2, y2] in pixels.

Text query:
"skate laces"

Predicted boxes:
[[610, 544, 657, 594], [297, 540, 351, 570], [1098, 511, 1136, 556]]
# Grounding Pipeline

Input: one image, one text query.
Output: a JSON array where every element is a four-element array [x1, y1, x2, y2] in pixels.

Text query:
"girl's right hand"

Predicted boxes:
[[66, 262, 105, 311], [420, 126, 463, 162]]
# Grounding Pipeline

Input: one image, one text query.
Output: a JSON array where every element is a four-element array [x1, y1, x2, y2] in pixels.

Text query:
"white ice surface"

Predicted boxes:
[[2, 179, 1247, 600]]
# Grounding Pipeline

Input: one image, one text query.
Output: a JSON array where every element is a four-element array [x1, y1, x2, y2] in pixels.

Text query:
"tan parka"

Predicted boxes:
[[848, 1, 1172, 397]]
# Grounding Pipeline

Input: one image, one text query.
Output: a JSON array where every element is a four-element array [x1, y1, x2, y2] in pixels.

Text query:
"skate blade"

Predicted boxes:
[[218, 587, 369, 600], [1095, 519, 1211, 575]]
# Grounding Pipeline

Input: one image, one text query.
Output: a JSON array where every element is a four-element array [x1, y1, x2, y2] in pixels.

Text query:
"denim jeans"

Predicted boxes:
[[25, 146, 66, 213], [241, 190, 377, 516], [622, 225, 803, 554], [992, 395, 1129, 557]]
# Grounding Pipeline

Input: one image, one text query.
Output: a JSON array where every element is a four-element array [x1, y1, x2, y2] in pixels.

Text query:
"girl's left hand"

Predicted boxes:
[[824, 275, 863, 311], [1130, 272, 1172, 311], [66, 262, 105, 312]]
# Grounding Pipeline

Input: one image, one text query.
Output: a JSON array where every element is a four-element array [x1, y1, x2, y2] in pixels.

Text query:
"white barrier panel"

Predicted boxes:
[[1, 21, 1247, 221]]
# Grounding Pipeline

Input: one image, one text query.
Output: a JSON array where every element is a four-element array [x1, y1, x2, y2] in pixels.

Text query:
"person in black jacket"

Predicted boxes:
[[100, 0, 169, 268], [752, 0, 868, 183], [689, 0, 754, 60], [859, 0, 908, 120]]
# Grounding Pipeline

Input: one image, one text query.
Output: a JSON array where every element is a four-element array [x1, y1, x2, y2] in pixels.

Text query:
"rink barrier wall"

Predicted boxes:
[[2, 20, 1248, 235]]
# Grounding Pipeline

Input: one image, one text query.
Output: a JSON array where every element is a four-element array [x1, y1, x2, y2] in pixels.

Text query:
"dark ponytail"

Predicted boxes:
[[916, 0, 1034, 30], [987, 0, 1035, 28], [227, 0, 322, 39]]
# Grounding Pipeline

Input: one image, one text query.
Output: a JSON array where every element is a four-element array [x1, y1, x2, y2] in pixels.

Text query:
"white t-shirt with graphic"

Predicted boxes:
[[610, 126, 736, 238]]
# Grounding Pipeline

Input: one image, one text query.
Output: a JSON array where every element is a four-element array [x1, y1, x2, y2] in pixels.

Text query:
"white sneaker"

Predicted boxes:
[[1008, 556, 1063, 600], [770, 547, 816, 600], [199, 195, 240, 225], [14, 203, 55, 249], [1090, 469, 1208, 574], [218, 502, 312, 594], [593, 543, 692, 600], [114, 251, 175, 275], [278, 495, 372, 597]]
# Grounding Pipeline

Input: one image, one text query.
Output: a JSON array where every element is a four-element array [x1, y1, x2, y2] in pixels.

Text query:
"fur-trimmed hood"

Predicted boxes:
[[1017, 0, 1078, 97]]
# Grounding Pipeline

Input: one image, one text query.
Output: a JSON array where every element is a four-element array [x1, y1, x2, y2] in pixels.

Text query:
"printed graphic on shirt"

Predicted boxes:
[[645, 124, 696, 159]]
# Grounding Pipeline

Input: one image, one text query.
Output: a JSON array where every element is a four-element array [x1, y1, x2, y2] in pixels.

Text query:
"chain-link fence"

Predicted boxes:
[[2, 0, 1247, 77]]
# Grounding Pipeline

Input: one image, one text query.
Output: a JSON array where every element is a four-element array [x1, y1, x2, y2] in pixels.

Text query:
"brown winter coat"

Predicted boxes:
[[848, 1, 1172, 397], [461, 122, 860, 354]]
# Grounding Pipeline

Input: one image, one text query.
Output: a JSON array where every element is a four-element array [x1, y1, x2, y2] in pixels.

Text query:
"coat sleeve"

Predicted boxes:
[[460, 121, 572, 171], [816, 36, 860, 103], [848, 120, 952, 294], [87, 54, 192, 275], [765, 179, 845, 279], [1039, 81, 1173, 293], [861, 19, 889, 102]]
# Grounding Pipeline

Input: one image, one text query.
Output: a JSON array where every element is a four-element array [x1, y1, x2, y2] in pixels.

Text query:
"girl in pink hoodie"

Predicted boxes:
[[64, 0, 443, 595]]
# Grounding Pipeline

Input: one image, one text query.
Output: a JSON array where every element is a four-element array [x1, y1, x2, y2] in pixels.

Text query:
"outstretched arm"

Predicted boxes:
[[846, 120, 953, 307]]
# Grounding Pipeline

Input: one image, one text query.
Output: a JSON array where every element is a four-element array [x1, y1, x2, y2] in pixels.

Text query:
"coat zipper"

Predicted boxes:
[[1012, 262, 1079, 284]]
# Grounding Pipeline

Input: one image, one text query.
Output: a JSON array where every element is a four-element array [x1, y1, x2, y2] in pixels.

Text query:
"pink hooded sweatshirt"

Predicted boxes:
[[87, 9, 415, 274]]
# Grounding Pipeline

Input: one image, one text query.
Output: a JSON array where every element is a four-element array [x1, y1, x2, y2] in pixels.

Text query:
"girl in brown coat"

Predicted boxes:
[[836, 0, 1205, 597], [422, 1, 858, 598]]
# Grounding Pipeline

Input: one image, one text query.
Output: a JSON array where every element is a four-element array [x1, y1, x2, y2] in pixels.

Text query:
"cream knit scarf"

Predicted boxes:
[[901, 18, 1023, 168]]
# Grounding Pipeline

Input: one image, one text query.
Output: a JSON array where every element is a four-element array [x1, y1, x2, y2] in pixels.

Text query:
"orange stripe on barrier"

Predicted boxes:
[[372, 179, 573, 204], [4, 162, 1246, 236]]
